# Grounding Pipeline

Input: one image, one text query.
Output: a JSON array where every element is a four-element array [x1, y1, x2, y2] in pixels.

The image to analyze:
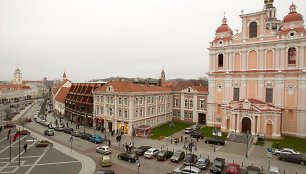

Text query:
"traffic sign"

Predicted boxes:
[[267, 147, 272, 152]]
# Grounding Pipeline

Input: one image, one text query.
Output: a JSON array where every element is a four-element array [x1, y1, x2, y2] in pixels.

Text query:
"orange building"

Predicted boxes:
[[207, 0, 306, 138]]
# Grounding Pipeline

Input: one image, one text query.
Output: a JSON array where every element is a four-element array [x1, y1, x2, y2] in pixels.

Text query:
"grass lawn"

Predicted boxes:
[[269, 136, 306, 153], [149, 122, 193, 140], [198, 126, 227, 140], [255, 140, 265, 146]]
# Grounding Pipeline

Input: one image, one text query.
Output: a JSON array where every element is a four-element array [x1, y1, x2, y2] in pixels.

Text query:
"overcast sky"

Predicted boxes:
[[1, 0, 305, 82]]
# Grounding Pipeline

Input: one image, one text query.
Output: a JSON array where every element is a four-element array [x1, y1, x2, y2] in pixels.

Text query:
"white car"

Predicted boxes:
[[96, 145, 111, 155], [274, 148, 300, 156], [144, 148, 160, 159], [184, 128, 193, 134], [172, 166, 202, 174]]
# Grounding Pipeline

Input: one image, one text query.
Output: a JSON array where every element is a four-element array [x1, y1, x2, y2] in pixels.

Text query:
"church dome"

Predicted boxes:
[[283, 4, 303, 23], [216, 17, 232, 33]]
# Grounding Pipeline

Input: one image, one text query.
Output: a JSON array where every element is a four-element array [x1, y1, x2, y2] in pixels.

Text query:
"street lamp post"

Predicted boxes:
[[169, 122, 174, 144], [136, 160, 140, 174], [246, 131, 249, 157]]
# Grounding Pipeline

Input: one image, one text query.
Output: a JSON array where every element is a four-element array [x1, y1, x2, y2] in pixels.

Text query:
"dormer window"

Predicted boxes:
[[107, 86, 113, 92], [249, 22, 257, 38], [288, 47, 296, 65]]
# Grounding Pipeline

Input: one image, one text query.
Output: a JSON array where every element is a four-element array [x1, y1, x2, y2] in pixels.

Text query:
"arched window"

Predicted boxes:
[[288, 47, 296, 64], [249, 22, 257, 38], [218, 54, 224, 67]]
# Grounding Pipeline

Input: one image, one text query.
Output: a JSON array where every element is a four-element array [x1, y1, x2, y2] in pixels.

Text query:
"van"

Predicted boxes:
[[100, 155, 112, 167]]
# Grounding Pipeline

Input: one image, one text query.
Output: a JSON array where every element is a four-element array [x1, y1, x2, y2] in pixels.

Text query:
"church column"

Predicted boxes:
[[240, 76, 247, 100], [257, 75, 264, 101], [257, 116, 261, 134], [251, 115, 256, 135], [236, 114, 240, 133], [241, 50, 247, 71], [299, 46, 305, 69], [231, 114, 235, 132]]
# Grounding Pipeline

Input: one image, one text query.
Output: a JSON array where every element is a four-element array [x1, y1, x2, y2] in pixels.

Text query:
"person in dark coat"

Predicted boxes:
[[23, 143, 28, 152], [108, 140, 111, 147]]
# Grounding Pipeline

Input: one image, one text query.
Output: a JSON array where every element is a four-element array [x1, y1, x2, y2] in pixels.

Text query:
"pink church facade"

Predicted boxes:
[[207, 0, 306, 139]]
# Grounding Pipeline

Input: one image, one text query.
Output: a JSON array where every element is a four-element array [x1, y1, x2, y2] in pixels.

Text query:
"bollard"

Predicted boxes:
[[284, 170, 285, 174], [261, 166, 263, 171], [242, 162, 244, 167]]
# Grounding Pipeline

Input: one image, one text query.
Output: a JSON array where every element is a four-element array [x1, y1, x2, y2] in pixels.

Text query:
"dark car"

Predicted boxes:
[[135, 146, 152, 156], [210, 158, 225, 174], [156, 150, 174, 161], [17, 130, 30, 135], [171, 150, 185, 163], [118, 152, 139, 163], [44, 129, 54, 136], [205, 138, 225, 145], [190, 131, 204, 139], [36, 140, 53, 147], [246, 166, 260, 174], [95, 169, 114, 174], [71, 130, 81, 137], [195, 158, 210, 170], [183, 153, 198, 166], [63, 127, 73, 134], [278, 153, 306, 165], [80, 132, 93, 140]]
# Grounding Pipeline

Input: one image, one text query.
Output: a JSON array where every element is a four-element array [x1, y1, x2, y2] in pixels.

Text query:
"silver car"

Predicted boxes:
[[172, 166, 202, 174], [144, 148, 160, 159], [96, 145, 111, 155]]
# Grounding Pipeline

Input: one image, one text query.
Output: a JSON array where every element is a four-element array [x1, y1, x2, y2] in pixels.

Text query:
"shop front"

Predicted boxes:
[[117, 122, 129, 134]]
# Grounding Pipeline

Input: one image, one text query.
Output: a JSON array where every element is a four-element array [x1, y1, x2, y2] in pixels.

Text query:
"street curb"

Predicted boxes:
[[18, 126, 96, 174]]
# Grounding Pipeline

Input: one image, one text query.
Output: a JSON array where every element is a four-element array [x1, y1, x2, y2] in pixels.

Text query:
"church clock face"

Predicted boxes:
[[243, 103, 250, 109]]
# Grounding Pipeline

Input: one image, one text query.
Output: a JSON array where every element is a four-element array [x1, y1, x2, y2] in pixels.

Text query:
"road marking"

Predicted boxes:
[[0, 136, 26, 153], [24, 146, 51, 174], [21, 160, 80, 167]]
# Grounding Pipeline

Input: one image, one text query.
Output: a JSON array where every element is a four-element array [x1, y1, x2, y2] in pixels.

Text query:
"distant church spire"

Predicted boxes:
[[159, 69, 166, 85], [62, 71, 67, 81], [13, 68, 22, 84]]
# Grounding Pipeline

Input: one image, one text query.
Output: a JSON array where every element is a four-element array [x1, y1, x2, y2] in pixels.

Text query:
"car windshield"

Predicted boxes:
[[213, 161, 222, 166], [129, 154, 136, 158], [147, 150, 153, 153], [173, 152, 181, 156], [197, 158, 205, 162], [229, 166, 236, 170]]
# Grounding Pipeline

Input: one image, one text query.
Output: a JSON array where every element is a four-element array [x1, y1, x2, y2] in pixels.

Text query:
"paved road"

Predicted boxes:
[[12, 100, 306, 174]]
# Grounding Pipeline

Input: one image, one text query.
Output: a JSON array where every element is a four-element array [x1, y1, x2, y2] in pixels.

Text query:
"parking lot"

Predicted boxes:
[[0, 127, 82, 174]]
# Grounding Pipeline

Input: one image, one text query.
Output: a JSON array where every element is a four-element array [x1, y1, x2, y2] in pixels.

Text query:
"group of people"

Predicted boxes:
[[125, 142, 133, 152], [116, 134, 122, 142], [173, 136, 184, 144]]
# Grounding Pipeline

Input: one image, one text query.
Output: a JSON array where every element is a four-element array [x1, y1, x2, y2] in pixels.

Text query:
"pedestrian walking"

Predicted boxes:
[[129, 142, 132, 152], [23, 143, 28, 152], [66, 122, 69, 127], [0, 125, 2, 133], [196, 137, 199, 142], [180, 136, 183, 142], [108, 140, 111, 147], [125, 143, 129, 152]]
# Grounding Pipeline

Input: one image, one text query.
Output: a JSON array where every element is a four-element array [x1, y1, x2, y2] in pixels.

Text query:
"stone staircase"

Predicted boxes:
[[227, 132, 255, 144]]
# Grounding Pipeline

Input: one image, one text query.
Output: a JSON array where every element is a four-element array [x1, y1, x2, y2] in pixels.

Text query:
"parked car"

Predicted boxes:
[[210, 158, 225, 174], [156, 150, 174, 161], [205, 138, 225, 145], [268, 166, 281, 174], [17, 130, 30, 135], [95, 169, 114, 174], [4, 123, 15, 128], [183, 153, 198, 166], [246, 166, 260, 174], [48, 123, 56, 129], [135, 146, 152, 156], [63, 127, 74, 134], [36, 140, 53, 147], [118, 152, 138, 163], [44, 129, 54, 136], [278, 153, 306, 165], [171, 150, 185, 163], [80, 132, 92, 140], [226, 163, 240, 174], [192, 124, 200, 131], [144, 148, 160, 159], [190, 131, 204, 139], [172, 166, 202, 174], [96, 146, 111, 155], [54, 125, 65, 131], [195, 158, 210, 170], [274, 148, 300, 156], [42, 121, 50, 127], [100, 155, 112, 167], [184, 127, 194, 134], [90, 135, 103, 144], [72, 130, 81, 137]]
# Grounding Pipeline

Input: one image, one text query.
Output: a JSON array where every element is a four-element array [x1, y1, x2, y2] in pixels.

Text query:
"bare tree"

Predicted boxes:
[[4, 108, 13, 124]]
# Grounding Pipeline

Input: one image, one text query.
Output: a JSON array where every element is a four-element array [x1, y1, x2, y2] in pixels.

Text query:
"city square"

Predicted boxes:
[[1, 0, 306, 174]]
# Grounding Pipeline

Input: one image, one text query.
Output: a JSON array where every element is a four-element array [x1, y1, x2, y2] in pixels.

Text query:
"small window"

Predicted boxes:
[[266, 88, 273, 103], [249, 22, 257, 38], [288, 47, 296, 65], [189, 100, 193, 109], [185, 99, 188, 108], [218, 54, 224, 67]]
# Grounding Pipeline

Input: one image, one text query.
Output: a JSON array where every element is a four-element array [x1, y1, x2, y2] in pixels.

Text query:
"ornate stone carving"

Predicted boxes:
[[287, 84, 296, 95], [233, 81, 240, 88], [265, 80, 274, 88]]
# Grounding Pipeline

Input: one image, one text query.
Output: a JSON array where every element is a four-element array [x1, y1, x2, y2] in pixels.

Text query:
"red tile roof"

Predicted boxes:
[[22, 80, 42, 84], [191, 86, 208, 93], [0, 84, 31, 90], [52, 79, 70, 95], [95, 81, 172, 92], [55, 87, 70, 103]]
